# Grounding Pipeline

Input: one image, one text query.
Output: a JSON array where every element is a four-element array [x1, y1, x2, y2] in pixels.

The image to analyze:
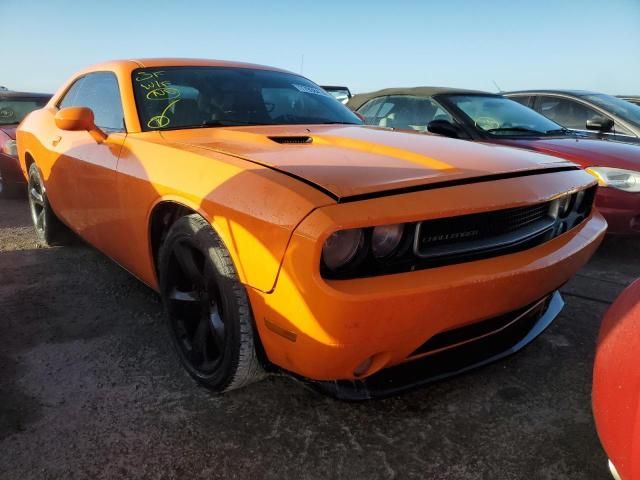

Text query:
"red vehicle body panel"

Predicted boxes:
[[593, 279, 640, 480], [0, 125, 24, 185], [495, 138, 640, 235]]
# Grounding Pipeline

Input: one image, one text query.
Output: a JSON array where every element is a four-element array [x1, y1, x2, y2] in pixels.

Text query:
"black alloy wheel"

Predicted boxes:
[[158, 214, 263, 392]]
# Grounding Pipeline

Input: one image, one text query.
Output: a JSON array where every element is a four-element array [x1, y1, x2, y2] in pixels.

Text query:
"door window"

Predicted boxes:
[[538, 96, 601, 130], [58, 72, 124, 131]]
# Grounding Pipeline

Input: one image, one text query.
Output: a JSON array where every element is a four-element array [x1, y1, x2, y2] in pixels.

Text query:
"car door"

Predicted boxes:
[[50, 72, 126, 251]]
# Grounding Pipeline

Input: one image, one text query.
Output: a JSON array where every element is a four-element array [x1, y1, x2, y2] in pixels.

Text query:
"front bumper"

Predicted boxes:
[[248, 218, 606, 383], [596, 187, 640, 235], [309, 291, 563, 400], [247, 170, 606, 383]]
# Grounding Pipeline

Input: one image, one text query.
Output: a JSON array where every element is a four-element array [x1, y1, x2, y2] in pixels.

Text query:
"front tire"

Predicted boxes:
[[27, 162, 65, 245], [158, 214, 264, 393]]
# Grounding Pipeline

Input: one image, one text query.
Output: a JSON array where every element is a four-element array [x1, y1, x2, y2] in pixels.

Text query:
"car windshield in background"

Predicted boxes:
[[132, 67, 361, 131], [358, 95, 454, 131], [323, 87, 351, 104], [0, 97, 48, 125], [447, 95, 563, 136], [582, 94, 640, 127]]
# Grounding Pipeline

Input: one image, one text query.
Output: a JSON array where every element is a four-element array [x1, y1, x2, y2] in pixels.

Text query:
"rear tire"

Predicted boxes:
[[27, 162, 65, 245], [158, 214, 264, 393]]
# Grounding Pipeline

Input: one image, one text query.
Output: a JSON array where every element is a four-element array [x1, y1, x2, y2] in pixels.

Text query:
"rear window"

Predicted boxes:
[[0, 97, 48, 125]]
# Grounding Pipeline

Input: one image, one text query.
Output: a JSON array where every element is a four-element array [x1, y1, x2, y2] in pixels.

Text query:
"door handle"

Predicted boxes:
[[52, 136, 62, 147]]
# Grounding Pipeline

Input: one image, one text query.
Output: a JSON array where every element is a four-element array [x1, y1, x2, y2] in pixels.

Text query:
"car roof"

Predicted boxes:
[[83, 58, 292, 75], [504, 89, 600, 97], [0, 91, 51, 99], [347, 86, 492, 110]]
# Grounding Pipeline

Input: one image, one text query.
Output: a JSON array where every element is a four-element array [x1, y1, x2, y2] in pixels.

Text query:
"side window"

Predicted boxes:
[[58, 78, 86, 109], [358, 95, 453, 131], [538, 96, 601, 131], [613, 122, 635, 137], [59, 72, 124, 131]]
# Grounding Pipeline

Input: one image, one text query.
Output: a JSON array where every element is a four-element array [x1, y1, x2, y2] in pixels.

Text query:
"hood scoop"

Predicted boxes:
[[268, 135, 313, 144]]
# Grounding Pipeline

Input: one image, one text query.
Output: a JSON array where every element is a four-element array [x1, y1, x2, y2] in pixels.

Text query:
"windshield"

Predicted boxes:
[[446, 95, 562, 136], [0, 97, 48, 125], [132, 67, 361, 131], [582, 94, 640, 127]]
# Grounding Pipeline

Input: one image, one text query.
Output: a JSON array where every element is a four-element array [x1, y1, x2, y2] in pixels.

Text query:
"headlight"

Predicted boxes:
[[371, 224, 404, 258], [586, 167, 640, 193], [322, 228, 364, 271], [2, 139, 17, 156]]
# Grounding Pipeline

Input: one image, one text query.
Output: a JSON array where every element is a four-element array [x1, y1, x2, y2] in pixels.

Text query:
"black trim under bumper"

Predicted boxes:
[[306, 291, 564, 400]]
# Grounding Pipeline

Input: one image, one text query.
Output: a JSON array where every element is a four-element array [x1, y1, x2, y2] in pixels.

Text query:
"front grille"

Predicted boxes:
[[413, 186, 595, 264], [414, 202, 554, 259]]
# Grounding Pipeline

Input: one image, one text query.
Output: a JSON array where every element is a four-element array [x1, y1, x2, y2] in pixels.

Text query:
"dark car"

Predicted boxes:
[[505, 90, 640, 145], [618, 95, 640, 107], [348, 87, 640, 235], [0, 90, 50, 196], [321, 85, 352, 104]]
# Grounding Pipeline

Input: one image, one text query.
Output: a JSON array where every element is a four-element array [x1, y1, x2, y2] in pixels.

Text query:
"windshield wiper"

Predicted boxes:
[[318, 121, 360, 125], [486, 127, 546, 135], [544, 128, 574, 136]]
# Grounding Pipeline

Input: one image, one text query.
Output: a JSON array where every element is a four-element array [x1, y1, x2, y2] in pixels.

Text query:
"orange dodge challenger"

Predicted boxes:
[[17, 59, 606, 399]]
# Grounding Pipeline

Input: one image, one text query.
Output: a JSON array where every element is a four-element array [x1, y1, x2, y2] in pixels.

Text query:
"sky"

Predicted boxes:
[[2, 0, 639, 95]]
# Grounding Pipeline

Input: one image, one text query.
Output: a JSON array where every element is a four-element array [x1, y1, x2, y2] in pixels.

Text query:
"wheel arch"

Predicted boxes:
[[23, 151, 36, 176], [147, 196, 245, 286], [148, 198, 207, 282], [147, 196, 272, 370]]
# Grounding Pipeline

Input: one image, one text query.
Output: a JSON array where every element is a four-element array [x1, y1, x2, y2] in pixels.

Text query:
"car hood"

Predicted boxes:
[[161, 125, 576, 200], [0, 125, 17, 139], [496, 137, 640, 172]]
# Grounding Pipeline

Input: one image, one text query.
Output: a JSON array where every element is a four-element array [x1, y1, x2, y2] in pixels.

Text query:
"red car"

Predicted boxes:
[[593, 279, 640, 480], [0, 90, 50, 196], [348, 88, 640, 235]]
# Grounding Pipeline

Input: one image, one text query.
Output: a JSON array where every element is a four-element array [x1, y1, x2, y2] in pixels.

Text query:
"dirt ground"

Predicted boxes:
[[0, 196, 638, 480]]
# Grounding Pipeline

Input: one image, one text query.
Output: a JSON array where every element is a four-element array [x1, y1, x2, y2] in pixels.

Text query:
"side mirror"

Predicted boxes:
[[54, 107, 107, 142], [586, 116, 614, 133], [427, 119, 462, 139]]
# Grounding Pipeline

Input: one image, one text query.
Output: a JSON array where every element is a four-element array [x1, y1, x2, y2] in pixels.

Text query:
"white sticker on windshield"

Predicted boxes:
[[292, 83, 329, 96]]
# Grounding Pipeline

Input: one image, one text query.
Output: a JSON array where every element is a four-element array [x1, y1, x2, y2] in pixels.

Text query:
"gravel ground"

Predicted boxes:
[[0, 197, 638, 480]]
